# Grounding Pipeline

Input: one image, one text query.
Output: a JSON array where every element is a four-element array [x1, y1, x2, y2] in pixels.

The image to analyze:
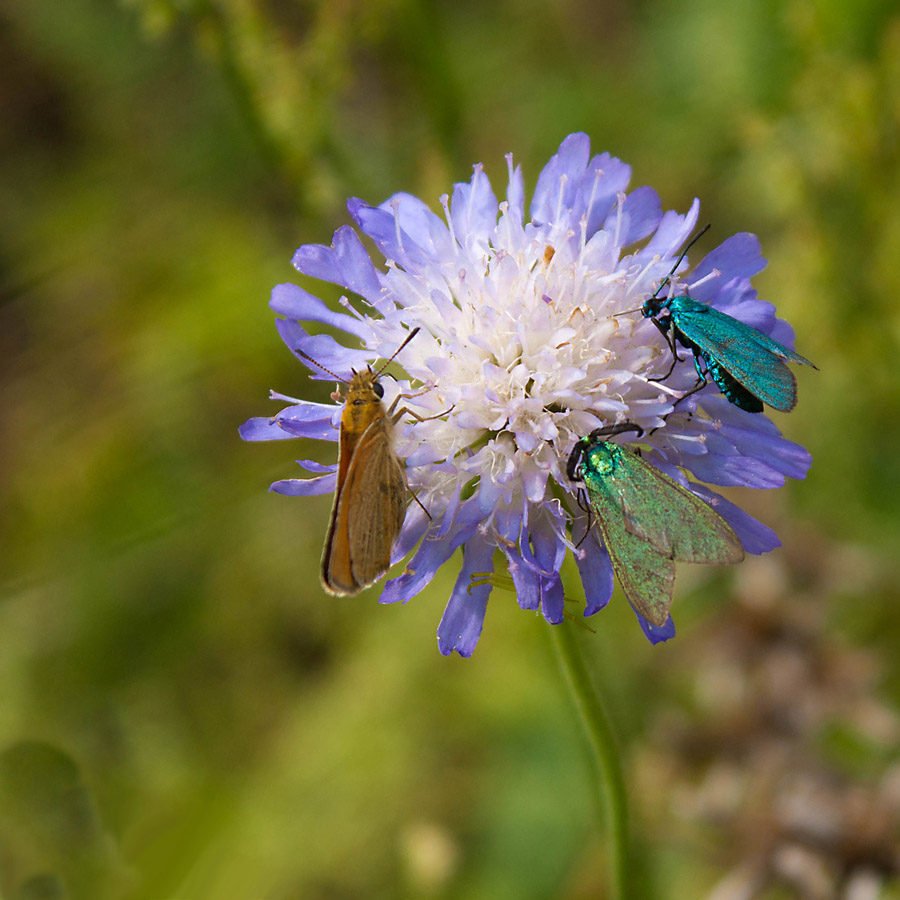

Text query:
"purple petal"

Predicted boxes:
[[539, 575, 564, 624], [697, 429, 811, 487], [707, 282, 778, 331], [270, 283, 372, 341], [615, 186, 662, 247], [518, 514, 565, 575], [270, 474, 336, 496], [683, 452, 792, 489], [275, 318, 371, 376], [640, 200, 701, 261], [689, 484, 781, 555], [573, 527, 615, 616], [349, 199, 430, 270], [692, 232, 766, 287], [492, 502, 525, 545], [382, 193, 453, 260], [239, 416, 301, 442], [274, 402, 339, 441], [391, 504, 431, 563], [502, 545, 540, 611], [295, 459, 337, 474], [437, 535, 495, 657], [635, 609, 676, 644], [379, 522, 477, 605], [292, 226, 389, 312]]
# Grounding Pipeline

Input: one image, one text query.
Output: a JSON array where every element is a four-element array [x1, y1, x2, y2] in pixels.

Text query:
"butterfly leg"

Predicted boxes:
[[389, 400, 454, 423], [409, 489, 433, 520]]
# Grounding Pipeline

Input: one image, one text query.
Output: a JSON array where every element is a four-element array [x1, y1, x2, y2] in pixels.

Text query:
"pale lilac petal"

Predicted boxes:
[[531, 133, 591, 225], [580, 153, 631, 238], [391, 504, 431, 563], [383, 193, 454, 260], [292, 225, 389, 311], [349, 199, 430, 270], [451, 165, 498, 250], [270, 283, 371, 341], [505, 156, 525, 224], [639, 199, 701, 261]]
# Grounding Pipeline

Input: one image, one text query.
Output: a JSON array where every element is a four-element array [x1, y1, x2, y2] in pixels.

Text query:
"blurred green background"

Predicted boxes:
[[2, 0, 899, 897]]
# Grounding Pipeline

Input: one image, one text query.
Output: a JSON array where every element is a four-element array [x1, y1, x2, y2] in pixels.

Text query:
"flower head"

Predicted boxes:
[[240, 133, 811, 656]]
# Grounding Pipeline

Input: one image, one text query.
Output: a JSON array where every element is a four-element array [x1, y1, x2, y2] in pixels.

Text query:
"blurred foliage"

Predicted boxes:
[[1, 0, 899, 896]]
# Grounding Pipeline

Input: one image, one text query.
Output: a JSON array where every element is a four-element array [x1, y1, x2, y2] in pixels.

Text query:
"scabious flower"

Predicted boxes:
[[240, 133, 811, 657]]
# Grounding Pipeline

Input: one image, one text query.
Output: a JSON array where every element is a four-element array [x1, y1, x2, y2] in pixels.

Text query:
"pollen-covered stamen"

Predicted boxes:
[[552, 174, 569, 241], [389, 196, 406, 256], [610, 191, 626, 252], [338, 295, 365, 321], [684, 267, 721, 294], [663, 430, 708, 446], [439, 193, 457, 248], [625, 255, 668, 306]]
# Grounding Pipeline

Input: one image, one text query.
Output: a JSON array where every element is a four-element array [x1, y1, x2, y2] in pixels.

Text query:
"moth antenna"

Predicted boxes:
[[649, 222, 712, 300]]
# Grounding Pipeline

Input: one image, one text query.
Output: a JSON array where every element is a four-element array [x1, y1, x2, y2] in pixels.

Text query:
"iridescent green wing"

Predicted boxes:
[[582, 443, 744, 626], [669, 297, 815, 412]]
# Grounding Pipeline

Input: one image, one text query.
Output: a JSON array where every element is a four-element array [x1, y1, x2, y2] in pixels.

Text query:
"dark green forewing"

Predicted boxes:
[[574, 437, 744, 626], [667, 296, 816, 412]]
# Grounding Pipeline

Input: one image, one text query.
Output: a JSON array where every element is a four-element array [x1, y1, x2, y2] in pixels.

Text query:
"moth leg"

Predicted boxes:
[[647, 317, 683, 383], [673, 374, 710, 409], [572, 490, 593, 549]]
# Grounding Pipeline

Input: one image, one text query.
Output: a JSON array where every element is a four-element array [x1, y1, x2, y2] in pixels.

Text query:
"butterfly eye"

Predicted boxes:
[[372, 381, 384, 399]]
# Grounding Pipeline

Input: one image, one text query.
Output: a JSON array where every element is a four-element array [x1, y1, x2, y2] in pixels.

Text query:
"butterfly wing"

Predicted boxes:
[[670, 298, 812, 412], [321, 417, 407, 595], [583, 444, 743, 626]]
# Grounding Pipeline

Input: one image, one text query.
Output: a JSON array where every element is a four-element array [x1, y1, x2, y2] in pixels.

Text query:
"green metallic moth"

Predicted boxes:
[[641, 225, 816, 412], [567, 423, 744, 626]]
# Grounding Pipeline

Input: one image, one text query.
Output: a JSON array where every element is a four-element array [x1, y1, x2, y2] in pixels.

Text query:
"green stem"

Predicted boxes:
[[550, 622, 630, 899]]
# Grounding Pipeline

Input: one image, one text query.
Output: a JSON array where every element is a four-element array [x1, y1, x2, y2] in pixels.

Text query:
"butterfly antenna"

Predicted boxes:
[[296, 349, 345, 382], [375, 327, 421, 376]]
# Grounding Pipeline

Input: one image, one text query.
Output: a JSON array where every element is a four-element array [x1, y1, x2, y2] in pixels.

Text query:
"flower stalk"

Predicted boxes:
[[550, 621, 631, 900]]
